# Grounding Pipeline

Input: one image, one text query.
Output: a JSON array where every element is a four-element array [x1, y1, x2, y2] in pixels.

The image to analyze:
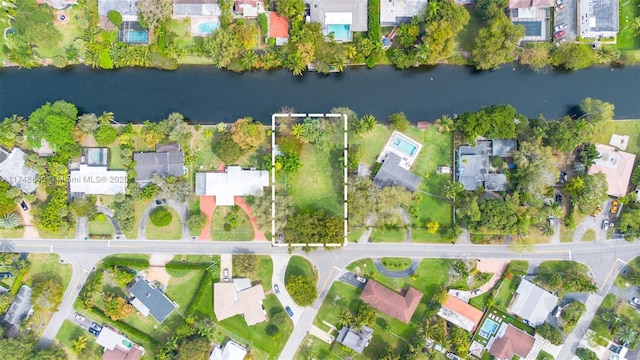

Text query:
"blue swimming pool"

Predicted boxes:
[[198, 21, 220, 34], [479, 319, 499, 338], [327, 24, 351, 41], [391, 135, 418, 157], [125, 31, 148, 44]]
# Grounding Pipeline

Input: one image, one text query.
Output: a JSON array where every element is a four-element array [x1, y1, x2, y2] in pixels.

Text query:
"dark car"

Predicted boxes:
[[555, 194, 562, 206], [285, 306, 294, 317], [20, 201, 28, 211], [274, 284, 280, 294], [155, 198, 166, 205], [602, 220, 610, 230], [553, 31, 566, 39], [88, 327, 100, 336]]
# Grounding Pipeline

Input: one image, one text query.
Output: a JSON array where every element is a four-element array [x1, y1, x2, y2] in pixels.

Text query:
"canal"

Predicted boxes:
[[0, 64, 639, 123]]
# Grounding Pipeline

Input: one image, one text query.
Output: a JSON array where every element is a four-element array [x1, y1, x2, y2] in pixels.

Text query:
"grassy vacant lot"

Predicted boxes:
[[88, 218, 114, 238], [165, 268, 206, 315], [285, 255, 316, 283], [146, 207, 182, 240], [285, 143, 342, 216], [36, 6, 88, 60], [190, 126, 221, 171], [615, 256, 640, 288], [212, 294, 293, 359], [593, 120, 640, 156], [369, 228, 405, 242], [617, 0, 640, 50], [56, 320, 103, 360], [210, 206, 254, 241]]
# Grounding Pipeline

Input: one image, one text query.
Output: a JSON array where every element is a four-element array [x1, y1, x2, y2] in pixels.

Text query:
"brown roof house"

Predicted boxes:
[[96, 326, 145, 360], [488, 324, 535, 360], [437, 294, 484, 332], [587, 144, 637, 198], [359, 280, 423, 324]]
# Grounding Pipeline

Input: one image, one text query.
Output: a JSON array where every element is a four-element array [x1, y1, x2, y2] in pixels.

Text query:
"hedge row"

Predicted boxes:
[[87, 305, 159, 348], [101, 258, 150, 269], [11, 273, 24, 294], [368, 0, 380, 42], [186, 271, 213, 316], [164, 261, 210, 270]]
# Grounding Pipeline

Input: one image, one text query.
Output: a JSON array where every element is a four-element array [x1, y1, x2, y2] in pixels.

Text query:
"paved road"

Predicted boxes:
[[557, 294, 604, 359]]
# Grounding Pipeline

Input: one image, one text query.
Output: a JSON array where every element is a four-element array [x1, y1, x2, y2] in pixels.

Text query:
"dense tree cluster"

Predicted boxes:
[[25, 101, 80, 160], [0, 336, 67, 360], [285, 210, 343, 245], [536, 322, 564, 345], [285, 275, 317, 306], [455, 104, 521, 143]]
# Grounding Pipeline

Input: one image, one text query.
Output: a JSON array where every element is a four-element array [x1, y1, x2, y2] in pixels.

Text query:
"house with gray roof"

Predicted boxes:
[[373, 153, 422, 192], [38, 0, 78, 10], [578, 0, 618, 39], [127, 277, 177, 323], [458, 140, 514, 191], [98, 0, 139, 17], [336, 325, 373, 354], [133, 143, 184, 185], [508, 279, 558, 326], [4, 285, 32, 326], [0, 148, 38, 194], [308, 0, 367, 42]]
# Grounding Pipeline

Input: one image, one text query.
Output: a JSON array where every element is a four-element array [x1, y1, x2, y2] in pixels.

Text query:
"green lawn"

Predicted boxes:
[[589, 293, 640, 347], [36, 6, 89, 60], [212, 294, 294, 359], [0, 18, 8, 62], [582, 229, 596, 241], [369, 228, 406, 242], [617, 0, 640, 49], [210, 206, 254, 241], [25, 253, 72, 287], [188, 198, 202, 236], [285, 255, 315, 283], [284, 143, 342, 216], [615, 256, 640, 288], [123, 200, 150, 239], [593, 120, 640, 156], [165, 269, 206, 315], [233, 255, 273, 289], [56, 320, 103, 360], [350, 125, 393, 167], [534, 260, 594, 296], [107, 143, 125, 170], [88, 218, 114, 238], [494, 274, 521, 309], [190, 126, 221, 171], [0, 227, 24, 238], [146, 207, 182, 240]]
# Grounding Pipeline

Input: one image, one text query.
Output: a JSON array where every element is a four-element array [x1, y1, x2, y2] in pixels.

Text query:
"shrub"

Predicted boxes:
[[576, 347, 598, 360], [93, 213, 107, 222], [187, 212, 208, 233], [107, 10, 123, 27], [536, 322, 563, 345], [150, 207, 173, 227], [265, 323, 280, 337], [258, 13, 268, 35], [94, 125, 118, 145], [286, 275, 317, 306], [186, 271, 213, 316], [101, 257, 149, 269]]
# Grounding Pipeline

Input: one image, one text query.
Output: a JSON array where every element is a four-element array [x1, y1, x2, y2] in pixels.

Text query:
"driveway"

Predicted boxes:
[[338, 271, 367, 290], [138, 198, 190, 240], [19, 204, 40, 239], [372, 258, 418, 278], [75, 216, 88, 240], [573, 199, 613, 242], [96, 206, 124, 239], [220, 254, 232, 282], [556, 294, 604, 359]]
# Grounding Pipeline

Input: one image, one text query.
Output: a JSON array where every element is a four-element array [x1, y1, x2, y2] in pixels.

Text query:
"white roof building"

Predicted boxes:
[[0, 148, 38, 194], [195, 167, 269, 206], [69, 165, 127, 195], [508, 279, 558, 326], [210, 340, 247, 360]]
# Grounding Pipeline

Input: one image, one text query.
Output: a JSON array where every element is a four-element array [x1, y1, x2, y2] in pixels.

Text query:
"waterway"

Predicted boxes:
[[0, 64, 639, 123]]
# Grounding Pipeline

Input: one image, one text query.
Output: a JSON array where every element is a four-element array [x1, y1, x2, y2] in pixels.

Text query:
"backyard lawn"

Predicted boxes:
[[593, 120, 640, 156], [285, 255, 316, 283], [283, 143, 342, 216], [146, 207, 182, 240], [56, 320, 103, 360], [107, 143, 124, 170], [210, 206, 254, 241], [88, 218, 114, 238], [36, 6, 88, 60], [165, 268, 206, 315], [617, 0, 640, 50], [190, 126, 221, 172]]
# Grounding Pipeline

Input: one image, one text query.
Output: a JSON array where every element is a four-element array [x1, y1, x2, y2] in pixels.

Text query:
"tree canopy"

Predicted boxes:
[[26, 101, 78, 155], [471, 15, 524, 70], [285, 210, 343, 245], [230, 117, 266, 150], [565, 173, 608, 214], [456, 104, 520, 143], [286, 275, 317, 306], [12, 1, 61, 48]]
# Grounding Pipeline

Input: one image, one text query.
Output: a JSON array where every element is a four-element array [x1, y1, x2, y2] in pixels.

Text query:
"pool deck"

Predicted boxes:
[[187, 15, 220, 36], [376, 130, 423, 170]]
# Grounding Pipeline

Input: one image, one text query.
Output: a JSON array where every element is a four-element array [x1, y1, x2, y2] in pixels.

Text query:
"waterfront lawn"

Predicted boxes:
[[212, 294, 293, 359], [88, 218, 115, 238], [191, 126, 221, 171], [210, 206, 254, 241], [284, 143, 342, 216], [36, 6, 89, 60], [0, 18, 8, 62], [285, 255, 315, 283], [617, 0, 640, 50], [350, 125, 393, 166], [593, 120, 640, 156], [146, 207, 182, 240], [56, 320, 103, 360], [107, 143, 125, 169]]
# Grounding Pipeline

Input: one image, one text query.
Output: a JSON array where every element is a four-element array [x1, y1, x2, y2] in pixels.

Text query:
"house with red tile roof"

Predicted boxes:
[[437, 294, 484, 332], [269, 12, 289, 46], [488, 324, 535, 360], [587, 144, 636, 198], [359, 280, 423, 324]]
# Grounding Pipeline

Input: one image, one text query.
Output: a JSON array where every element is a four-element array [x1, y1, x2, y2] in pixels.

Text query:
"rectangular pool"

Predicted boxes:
[[327, 24, 351, 41], [479, 319, 499, 338], [391, 135, 418, 157], [125, 31, 149, 44]]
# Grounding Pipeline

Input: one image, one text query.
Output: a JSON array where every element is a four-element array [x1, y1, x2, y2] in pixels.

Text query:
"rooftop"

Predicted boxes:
[[488, 324, 535, 360], [128, 278, 177, 323], [578, 0, 619, 38], [98, 0, 139, 16], [210, 339, 247, 360], [309, 0, 368, 32], [69, 165, 127, 195], [4, 285, 32, 326], [508, 0, 554, 8], [587, 144, 636, 198], [336, 325, 373, 354], [372, 153, 422, 192], [380, 0, 428, 26], [508, 279, 558, 326], [235, 0, 258, 17], [194, 166, 269, 206], [0, 148, 38, 194], [437, 294, 484, 332], [133, 143, 184, 183], [458, 140, 513, 191], [269, 11, 289, 40], [37, 0, 78, 10], [214, 281, 266, 326], [360, 280, 423, 324]]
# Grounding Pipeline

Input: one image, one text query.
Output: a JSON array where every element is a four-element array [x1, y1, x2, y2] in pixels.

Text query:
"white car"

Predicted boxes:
[[630, 297, 640, 307], [223, 269, 229, 281], [74, 312, 85, 321], [355, 275, 367, 284], [554, 23, 567, 32]]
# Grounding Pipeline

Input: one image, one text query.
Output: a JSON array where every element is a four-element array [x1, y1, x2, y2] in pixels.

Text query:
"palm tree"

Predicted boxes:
[[71, 335, 87, 355], [0, 213, 20, 230], [541, 223, 555, 237], [634, 17, 640, 33], [616, 324, 637, 344], [343, 44, 357, 60], [287, 52, 306, 76], [332, 55, 347, 72], [336, 309, 353, 328], [357, 115, 376, 134], [241, 50, 258, 70], [435, 115, 455, 134], [627, 269, 640, 285], [99, 111, 115, 125], [65, 45, 79, 63]]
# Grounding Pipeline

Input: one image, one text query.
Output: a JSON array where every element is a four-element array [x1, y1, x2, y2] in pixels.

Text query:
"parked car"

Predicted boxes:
[[555, 3, 565, 10], [553, 31, 566, 39], [223, 268, 229, 281], [554, 23, 567, 32], [20, 201, 28, 211], [471, 289, 481, 296], [285, 306, 294, 317], [630, 297, 640, 307], [74, 312, 85, 321], [602, 220, 610, 230], [274, 284, 280, 294], [553, 306, 563, 318], [548, 217, 557, 227], [591, 206, 602, 217], [155, 198, 166, 205], [91, 322, 102, 330], [355, 275, 367, 284], [555, 194, 562, 206], [88, 327, 100, 336], [610, 200, 619, 214]]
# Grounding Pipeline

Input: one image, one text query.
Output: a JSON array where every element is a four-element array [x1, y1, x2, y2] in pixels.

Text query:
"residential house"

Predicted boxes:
[[373, 153, 422, 192], [133, 142, 185, 185], [194, 166, 269, 206], [3, 285, 32, 326], [69, 148, 127, 196], [578, 0, 618, 39], [308, 0, 368, 42], [380, 0, 428, 26], [336, 325, 373, 354], [269, 11, 289, 46], [173, 0, 221, 17], [214, 278, 266, 325], [98, 0, 149, 44], [37, 0, 78, 10], [508, 279, 558, 326], [488, 324, 535, 360], [210, 339, 247, 360], [96, 326, 145, 360], [0, 148, 38, 194], [437, 294, 484, 332], [359, 280, 423, 324], [587, 144, 636, 198], [127, 277, 178, 323], [234, 0, 261, 17], [458, 140, 517, 191], [508, 0, 554, 41]]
